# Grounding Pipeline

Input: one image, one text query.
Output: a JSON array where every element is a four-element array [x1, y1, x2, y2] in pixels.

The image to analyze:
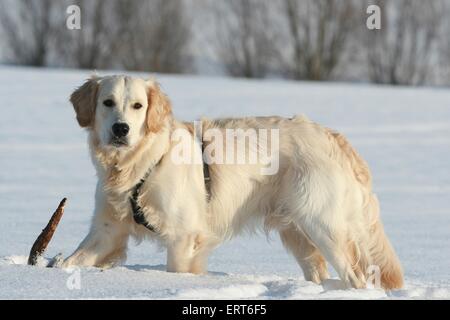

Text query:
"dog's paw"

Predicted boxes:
[[47, 253, 64, 268]]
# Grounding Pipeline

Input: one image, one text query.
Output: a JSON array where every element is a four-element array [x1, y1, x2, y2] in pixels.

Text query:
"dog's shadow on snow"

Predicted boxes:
[[124, 264, 166, 272], [320, 279, 349, 291], [123, 264, 228, 276]]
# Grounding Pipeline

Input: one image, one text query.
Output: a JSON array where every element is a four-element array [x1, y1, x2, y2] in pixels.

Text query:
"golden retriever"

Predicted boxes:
[[63, 75, 403, 290]]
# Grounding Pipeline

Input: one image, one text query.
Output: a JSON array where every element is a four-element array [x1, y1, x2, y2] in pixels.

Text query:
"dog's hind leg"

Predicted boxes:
[[279, 224, 329, 284], [300, 219, 366, 289]]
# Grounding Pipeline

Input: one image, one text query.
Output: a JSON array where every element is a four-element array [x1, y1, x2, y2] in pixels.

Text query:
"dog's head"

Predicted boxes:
[[70, 75, 171, 149]]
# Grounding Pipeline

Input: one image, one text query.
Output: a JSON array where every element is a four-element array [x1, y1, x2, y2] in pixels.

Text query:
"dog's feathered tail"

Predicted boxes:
[[363, 195, 404, 290], [330, 130, 403, 290]]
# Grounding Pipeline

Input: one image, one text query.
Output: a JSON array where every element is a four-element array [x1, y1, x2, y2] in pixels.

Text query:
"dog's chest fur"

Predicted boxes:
[[92, 141, 166, 230], [107, 185, 162, 229]]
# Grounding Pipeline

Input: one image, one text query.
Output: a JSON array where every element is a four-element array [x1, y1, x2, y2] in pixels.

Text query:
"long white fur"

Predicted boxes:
[[64, 75, 403, 289]]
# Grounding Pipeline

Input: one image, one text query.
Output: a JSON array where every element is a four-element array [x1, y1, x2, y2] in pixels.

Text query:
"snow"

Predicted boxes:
[[0, 66, 449, 299]]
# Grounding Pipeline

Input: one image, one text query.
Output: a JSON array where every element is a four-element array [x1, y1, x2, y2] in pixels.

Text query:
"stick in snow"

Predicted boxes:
[[28, 198, 67, 266]]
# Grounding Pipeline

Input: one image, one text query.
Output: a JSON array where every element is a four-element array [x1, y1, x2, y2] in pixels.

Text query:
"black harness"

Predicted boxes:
[[130, 166, 158, 232], [130, 133, 210, 233]]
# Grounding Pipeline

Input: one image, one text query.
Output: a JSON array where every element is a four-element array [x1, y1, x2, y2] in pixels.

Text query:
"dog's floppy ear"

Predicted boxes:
[[146, 80, 172, 133], [70, 76, 99, 128]]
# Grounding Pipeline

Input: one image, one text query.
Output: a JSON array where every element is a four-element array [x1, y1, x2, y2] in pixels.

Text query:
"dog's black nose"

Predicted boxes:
[[112, 123, 130, 138]]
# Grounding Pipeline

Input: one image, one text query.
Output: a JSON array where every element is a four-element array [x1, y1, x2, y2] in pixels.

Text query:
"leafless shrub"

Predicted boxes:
[[211, 0, 279, 78], [57, 0, 116, 69], [112, 0, 192, 73], [0, 0, 63, 66], [280, 0, 358, 81], [363, 0, 442, 86], [0, 0, 445, 85], [436, 1, 450, 85]]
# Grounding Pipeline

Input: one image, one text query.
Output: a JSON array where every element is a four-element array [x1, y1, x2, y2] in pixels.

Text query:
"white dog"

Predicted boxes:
[[64, 75, 403, 289]]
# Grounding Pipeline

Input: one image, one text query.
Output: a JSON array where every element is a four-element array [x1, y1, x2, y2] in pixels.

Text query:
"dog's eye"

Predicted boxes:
[[103, 99, 114, 107], [133, 103, 143, 110]]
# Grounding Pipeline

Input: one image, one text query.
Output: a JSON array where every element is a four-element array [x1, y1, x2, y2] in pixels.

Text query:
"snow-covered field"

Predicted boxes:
[[0, 66, 449, 299]]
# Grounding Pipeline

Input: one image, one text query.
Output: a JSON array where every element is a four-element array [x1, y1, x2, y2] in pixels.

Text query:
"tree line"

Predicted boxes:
[[0, 0, 448, 86]]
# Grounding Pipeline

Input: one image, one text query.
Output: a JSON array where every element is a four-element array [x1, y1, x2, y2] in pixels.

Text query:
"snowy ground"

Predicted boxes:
[[0, 66, 449, 299]]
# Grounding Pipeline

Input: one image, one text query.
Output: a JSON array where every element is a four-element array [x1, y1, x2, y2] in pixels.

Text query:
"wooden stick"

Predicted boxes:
[[28, 198, 67, 266]]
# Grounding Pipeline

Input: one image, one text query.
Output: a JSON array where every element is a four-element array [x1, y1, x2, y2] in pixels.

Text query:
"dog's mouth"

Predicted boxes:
[[110, 137, 129, 147]]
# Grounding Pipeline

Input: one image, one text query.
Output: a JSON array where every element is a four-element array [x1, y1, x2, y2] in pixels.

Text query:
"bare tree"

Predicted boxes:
[[0, 0, 62, 66], [112, 0, 192, 73], [280, 0, 357, 81], [363, 0, 442, 85], [435, 1, 450, 85], [211, 0, 279, 78], [56, 0, 117, 69]]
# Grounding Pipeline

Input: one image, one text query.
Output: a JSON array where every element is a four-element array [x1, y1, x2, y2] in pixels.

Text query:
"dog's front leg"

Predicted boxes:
[[165, 234, 200, 274], [62, 192, 129, 269], [166, 234, 211, 274]]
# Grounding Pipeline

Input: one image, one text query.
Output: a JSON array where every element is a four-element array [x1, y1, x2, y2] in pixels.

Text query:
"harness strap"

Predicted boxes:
[[196, 122, 211, 200], [129, 159, 161, 232], [130, 122, 211, 232]]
